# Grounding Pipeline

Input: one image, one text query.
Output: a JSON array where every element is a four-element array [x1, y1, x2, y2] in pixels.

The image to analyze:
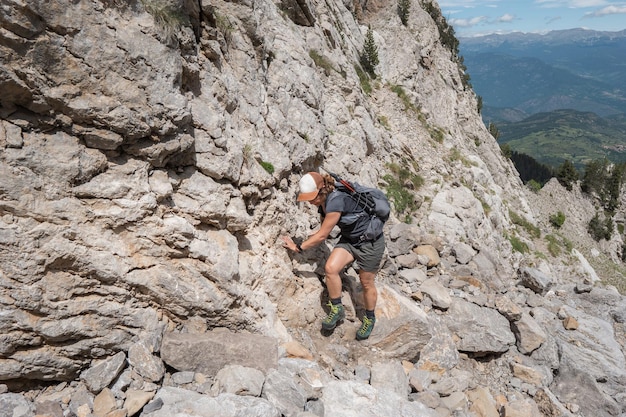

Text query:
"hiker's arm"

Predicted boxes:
[[303, 211, 340, 248], [282, 212, 341, 252]]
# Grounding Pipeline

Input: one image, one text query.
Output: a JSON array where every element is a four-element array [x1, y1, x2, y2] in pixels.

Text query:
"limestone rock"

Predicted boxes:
[[124, 389, 156, 417], [80, 352, 127, 393], [502, 397, 542, 417], [1, 0, 626, 414], [366, 286, 433, 360], [512, 313, 547, 354], [211, 365, 265, 397], [370, 361, 409, 397], [467, 387, 499, 417], [495, 294, 523, 322], [141, 387, 280, 417], [261, 368, 308, 416], [444, 300, 516, 355], [321, 380, 438, 417], [93, 388, 116, 417], [550, 365, 620, 417], [160, 330, 278, 377], [419, 278, 452, 310], [413, 245, 440, 268], [0, 393, 35, 417], [562, 316, 579, 330], [128, 342, 166, 383], [518, 267, 553, 295]]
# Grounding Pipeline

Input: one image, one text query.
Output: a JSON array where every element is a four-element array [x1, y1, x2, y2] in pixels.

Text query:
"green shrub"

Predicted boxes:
[[508, 235, 529, 254], [545, 234, 561, 257], [549, 211, 565, 229], [141, 0, 187, 43], [390, 84, 415, 112], [527, 179, 542, 193], [383, 160, 423, 222], [509, 209, 541, 238], [562, 236, 573, 253], [378, 115, 390, 129], [309, 50, 335, 74], [260, 161, 274, 174], [430, 126, 445, 143], [500, 143, 512, 159], [588, 213, 613, 241], [398, 0, 410, 25], [355, 65, 372, 94], [488, 122, 500, 140]]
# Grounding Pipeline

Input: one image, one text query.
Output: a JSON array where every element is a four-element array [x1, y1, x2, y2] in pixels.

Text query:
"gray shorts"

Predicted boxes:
[[335, 234, 385, 272]]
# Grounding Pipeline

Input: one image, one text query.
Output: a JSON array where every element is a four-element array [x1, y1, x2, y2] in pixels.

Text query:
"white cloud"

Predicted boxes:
[[449, 16, 489, 27], [585, 4, 626, 15], [439, 0, 503, 8], [535, 0, 608, 7], [497, 13, 516, 22], [570, 0, 608, 7]]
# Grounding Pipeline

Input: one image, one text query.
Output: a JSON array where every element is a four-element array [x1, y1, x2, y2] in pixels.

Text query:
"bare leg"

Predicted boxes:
[[324, 247, 354, 299], [359, 270, 378, 311]]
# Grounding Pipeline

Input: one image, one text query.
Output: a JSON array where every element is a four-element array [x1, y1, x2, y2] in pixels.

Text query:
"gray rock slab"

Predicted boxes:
[[140, 387, 280, 417], [0, 393, 36, 417], [79, 351, 127, 393], [551, 365, 620, 417], [211, 364, 265, 397], [518, 267, 553, 295], [261, 368, 308, 416], [128, 341, 166, 382], [160, 329, 278, 377], [444, 299, 515, 355], [321, 380, 438, 417], [365, 286, 433, 360], [370, 361, 409, 398]]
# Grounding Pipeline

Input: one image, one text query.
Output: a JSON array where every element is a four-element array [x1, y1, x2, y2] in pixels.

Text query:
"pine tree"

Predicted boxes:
[[607, 162, 626, 213], [398, 0, 410, 26], [556, 159, 578, 191], [360, 26, 379, 78]]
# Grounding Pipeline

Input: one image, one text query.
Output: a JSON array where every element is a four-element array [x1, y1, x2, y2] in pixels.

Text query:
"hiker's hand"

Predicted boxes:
[[281, 235, 299, 252]]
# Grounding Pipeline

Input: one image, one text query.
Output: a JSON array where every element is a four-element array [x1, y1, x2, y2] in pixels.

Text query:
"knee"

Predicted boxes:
[[325, 263, 340, 276], [359, 273, 377, 290], [360, 279, 376, 291]]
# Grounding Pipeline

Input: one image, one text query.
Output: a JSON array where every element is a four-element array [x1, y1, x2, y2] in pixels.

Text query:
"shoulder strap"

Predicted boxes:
[[328, 172, 381, 215]]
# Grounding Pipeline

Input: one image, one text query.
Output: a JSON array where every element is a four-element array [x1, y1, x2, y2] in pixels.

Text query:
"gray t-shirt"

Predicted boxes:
[[323, 190, 371, 243]]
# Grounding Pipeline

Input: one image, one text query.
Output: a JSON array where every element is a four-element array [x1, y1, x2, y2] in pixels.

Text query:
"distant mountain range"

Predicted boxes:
[[460, 28, 626, 122], [459, 29, 626, 168]]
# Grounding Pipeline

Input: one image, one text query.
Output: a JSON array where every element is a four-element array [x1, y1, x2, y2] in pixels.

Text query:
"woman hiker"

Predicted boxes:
[[281, 172, 386, 340]]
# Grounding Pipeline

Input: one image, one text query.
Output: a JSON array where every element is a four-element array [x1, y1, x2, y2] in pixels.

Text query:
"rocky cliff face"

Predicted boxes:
[[1, 0, 625, 416]]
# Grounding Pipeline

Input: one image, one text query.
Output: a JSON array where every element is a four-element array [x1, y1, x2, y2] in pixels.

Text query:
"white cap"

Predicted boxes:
[[297, 172, 323, 202]]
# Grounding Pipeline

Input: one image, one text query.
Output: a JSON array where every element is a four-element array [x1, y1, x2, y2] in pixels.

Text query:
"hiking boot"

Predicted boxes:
[[321, 302, 345, 330], [356, 316, 376, 340]]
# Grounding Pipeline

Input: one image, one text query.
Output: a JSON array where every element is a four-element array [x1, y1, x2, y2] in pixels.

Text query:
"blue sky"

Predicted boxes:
[[438, 0, 626, 37]]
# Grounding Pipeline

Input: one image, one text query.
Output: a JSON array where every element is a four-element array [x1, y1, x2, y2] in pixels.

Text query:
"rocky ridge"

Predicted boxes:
[[1, 0, 625, 416]]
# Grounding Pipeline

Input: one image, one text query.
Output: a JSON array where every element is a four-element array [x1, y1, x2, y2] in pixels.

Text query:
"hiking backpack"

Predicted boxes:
[[329, 172, 391, 242]]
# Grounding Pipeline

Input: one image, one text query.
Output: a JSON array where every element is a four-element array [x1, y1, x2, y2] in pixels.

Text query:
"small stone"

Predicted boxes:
[[563, 316, 579, 330]]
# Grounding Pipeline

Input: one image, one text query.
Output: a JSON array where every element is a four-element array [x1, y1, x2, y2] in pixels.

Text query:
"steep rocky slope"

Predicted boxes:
[[1, 0, 625, 416]]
